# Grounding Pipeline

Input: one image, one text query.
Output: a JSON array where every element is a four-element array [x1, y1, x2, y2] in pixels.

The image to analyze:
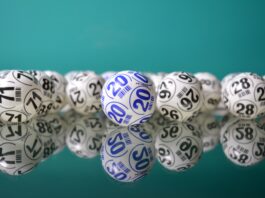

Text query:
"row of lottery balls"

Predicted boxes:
[[66, 71, 265, 126], [0, 70, 264, 124]]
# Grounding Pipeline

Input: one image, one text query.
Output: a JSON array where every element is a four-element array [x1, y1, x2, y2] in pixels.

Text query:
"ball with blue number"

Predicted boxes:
[[221, 118, 265, 166], [101, 71, 156, 126], [156, 72, 203, 122], [222, 72, 265, 119], [0, 122, 43, 176], [66, 71, 105, 115], [0, 70, 43, 123], [100, 125, 155, 182], [155, 121, 203, 172]]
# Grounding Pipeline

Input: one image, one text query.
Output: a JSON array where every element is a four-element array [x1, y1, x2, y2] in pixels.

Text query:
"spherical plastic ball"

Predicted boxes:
[[66, 72, 104, 115], [101, 125, 155, 182], [0, 70, 43, 123], [101, 71, 156, 126], [156, 72, 203, 122], [222, 72, 265, 119]]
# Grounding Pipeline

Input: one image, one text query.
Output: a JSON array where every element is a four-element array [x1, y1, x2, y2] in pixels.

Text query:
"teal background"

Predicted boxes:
[[0, 0, 265, 197]]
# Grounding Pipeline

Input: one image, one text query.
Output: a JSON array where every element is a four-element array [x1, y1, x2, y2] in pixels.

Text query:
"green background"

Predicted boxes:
[[0, 0, 265, 197]]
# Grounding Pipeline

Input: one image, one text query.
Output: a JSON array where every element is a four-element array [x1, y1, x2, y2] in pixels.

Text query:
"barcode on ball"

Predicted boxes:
[[15, 87, 22, 102], [118, 85, 132, 99]]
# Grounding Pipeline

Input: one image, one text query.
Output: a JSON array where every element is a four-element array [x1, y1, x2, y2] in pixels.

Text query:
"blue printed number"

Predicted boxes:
[[133, 89, 150, 112], [107, 75, 128, 97], [107, 104, 126, 124], [132, 146, 150, 171], [133, 72, 149, 83], [107, 133, 126, 155], [106, 162, 127, 181], [130, 125, 150, 141]]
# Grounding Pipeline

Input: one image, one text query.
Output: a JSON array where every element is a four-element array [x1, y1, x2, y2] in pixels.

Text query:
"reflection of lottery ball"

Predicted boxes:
[[66, 114, 106, 158], [195, 72, 221, 112], [28, 70, 56, 116], [0, 123, 43, 175], [196, 113, 220, 152], [0, 70, 43, 123], [100, 125, 155, 182], [156, 72, 203, 122], [222, 73, 265, 119], [45, 71, 67, 113], [66, 72, 104, 115], [221, 119, 265, 166], [101, 71, 116, 81], [101, 71, 156, 126], [155, 122, 202, 172]]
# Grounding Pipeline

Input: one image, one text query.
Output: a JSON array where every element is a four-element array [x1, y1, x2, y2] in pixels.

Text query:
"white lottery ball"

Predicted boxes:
[[66, 114, 106, 158], [156, 72, 203, 122], [28, 70, 56, 116], [66, 72, 104, 115], [101, 125, 155, 182], [195, 72, 221, 112], [222, 73, 265, 119], [221, 119, 265, 166], [0, 70, 43, 123], [45, 71, 67, 113], [155, 122, 203, 172], [145, 73, 164, 93], [196, 113, 220, 152], [101, 71, 116, 81], [101, 71, 156, 126], [0, 122, 43, 175]]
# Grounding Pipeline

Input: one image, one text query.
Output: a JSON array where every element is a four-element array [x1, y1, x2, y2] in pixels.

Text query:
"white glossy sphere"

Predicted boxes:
[[0, 70, 43, 123], [66, 114, 106, 158], [101, 71, 156, 126], [145, 73, 164, 93], [45, 71, 67, 113], [222, 73, 265, 119], [195, 72, 221, 112], [196, 113, 220, 152], [66, 72, 104, 115], [221, 119, 265, 166], [221, 73, 239, 92], [101, 71, 116, 81], [0, 123, 43, 175], [155, 122, 203, 171], [156, 72, 203, 122], [28, 70, 56, 116], [101, 125, 155, 182]]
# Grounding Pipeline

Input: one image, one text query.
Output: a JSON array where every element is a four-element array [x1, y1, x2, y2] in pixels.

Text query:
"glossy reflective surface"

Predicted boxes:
[[1, 111, 265, 197]]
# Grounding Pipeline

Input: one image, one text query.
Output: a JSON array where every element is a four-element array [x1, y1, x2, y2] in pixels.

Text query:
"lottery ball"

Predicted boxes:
[[66, 113, 106, 158], [101, 71, 116, 81], [220, 118, 265, 166], [0, 122, 43, 175], [101, 71, 156, 126], [100, 125, 155, 182], [195, 72, 221, 112], [155, 121, 203, 171], [156, 72, 203, 122], [145, 72, 165, 93], [45, 71, 67, 113], [196, 113, 220, 152], [65, 70, 95, 82], [28, 70, 56, 116], [0, 70, 43, 123], [66, 72, 104, 115], [222, 72, 265, 119]]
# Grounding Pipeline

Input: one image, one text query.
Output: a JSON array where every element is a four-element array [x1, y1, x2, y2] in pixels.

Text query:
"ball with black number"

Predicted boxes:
[[28, 70, 56, 116], [101, 125, 155, 182], [66, 113, 106, 158], [156, 72, 203, 122], [195, 72, 221, 112], [155, 121, 203, 172], [145, 72, 166, 93], [0, 122, 43, 176], [101, 71, 156, 126], [221, 118, 265, 166], [222, 73, 265, 119], [66, 72, 104, 115], [45, 71, 68, 113], [0, 70, 43, 123], [196, 113, 220, 152]]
